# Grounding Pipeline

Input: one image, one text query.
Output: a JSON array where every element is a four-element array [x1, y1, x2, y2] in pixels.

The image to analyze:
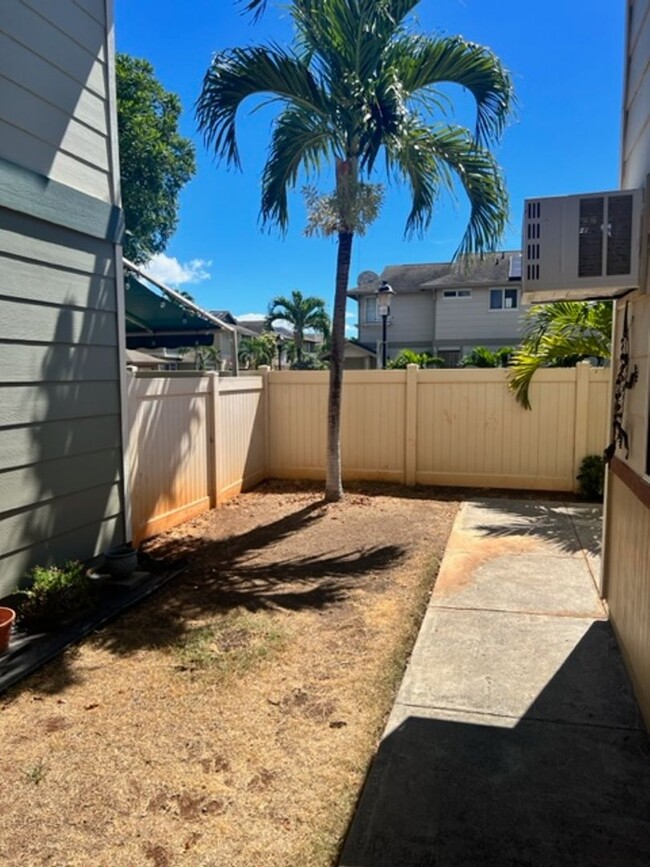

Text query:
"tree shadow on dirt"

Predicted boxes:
[[91, 500, 407, 656]]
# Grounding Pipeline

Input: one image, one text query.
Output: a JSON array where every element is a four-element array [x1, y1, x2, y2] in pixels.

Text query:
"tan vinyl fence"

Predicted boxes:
[[268, 363, 610, 491], [127, 363, 610, 542], [127, 372, 266, 544]]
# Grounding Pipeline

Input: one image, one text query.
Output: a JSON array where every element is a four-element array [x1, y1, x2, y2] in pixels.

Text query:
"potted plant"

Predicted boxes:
[[17, 561, 93, 632], [0, 606, 16, 652]]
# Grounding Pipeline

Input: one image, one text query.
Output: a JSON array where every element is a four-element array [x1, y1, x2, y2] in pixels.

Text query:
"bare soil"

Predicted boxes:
[[0, 481, 459, 867]]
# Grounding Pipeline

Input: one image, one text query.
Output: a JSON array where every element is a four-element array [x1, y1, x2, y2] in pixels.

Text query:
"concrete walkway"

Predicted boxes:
[[340, 498, 650, 867]]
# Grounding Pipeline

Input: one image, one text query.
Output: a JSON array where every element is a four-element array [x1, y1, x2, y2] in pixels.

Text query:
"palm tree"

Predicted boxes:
[[508, 301, 612, 409], [197, 0, 513, 500], [266, 290, 330, 363], [238, 333, 277, 369]]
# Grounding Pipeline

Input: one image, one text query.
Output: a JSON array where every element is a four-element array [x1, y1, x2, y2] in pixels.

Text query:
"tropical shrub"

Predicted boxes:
[[17, 561, 92, 631], [460, 346, 514, 368], [387, 350, 444, 369], [576, 455, 605, 501]]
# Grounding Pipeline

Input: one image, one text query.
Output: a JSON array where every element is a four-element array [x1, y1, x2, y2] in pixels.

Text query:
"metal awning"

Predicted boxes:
[[123, 258, 235, 351], [124, 274, 219, 349]]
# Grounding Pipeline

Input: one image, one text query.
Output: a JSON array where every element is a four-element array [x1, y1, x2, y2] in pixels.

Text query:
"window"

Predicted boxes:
[[489, 287, 519, 311], [442, 289, 472, 299], [363, 296, 378, 323], [437, 349, 461, 368]]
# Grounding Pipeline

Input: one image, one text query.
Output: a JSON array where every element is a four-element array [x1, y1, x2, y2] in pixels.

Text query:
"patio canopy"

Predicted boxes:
[[124, 274, 220, 350]]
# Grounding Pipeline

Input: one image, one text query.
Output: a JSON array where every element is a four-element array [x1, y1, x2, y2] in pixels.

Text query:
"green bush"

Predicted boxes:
[[576, 455, 605, 501], [17, 561, 92, 631], [290, 355, 328, 370], [459, 346, 514, 368], [387, 350, 444, 369]]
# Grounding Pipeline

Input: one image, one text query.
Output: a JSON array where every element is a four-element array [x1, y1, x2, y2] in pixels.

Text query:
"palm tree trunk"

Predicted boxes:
[[325, 230, 353, 501]]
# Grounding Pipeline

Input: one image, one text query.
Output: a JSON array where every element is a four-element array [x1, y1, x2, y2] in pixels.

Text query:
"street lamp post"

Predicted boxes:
[[276, 333, 283, 370], [375, 281, 395, 369]]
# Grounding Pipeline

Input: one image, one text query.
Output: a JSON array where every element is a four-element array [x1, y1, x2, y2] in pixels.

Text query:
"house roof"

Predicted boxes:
[[348, 251, 522, 296], [125, 348, 165, 366]]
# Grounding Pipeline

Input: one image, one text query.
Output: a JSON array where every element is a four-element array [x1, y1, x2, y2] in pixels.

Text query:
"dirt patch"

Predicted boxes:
[[0, 481, 459, 866]]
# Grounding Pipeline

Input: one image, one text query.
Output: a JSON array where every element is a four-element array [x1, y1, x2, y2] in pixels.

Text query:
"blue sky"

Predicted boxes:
[[114, 0, 625, 327]]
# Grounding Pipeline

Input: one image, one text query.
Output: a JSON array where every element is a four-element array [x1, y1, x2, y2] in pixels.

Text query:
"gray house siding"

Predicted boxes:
[[0, 0, 126, 596], [0, 0, 113, 202], [434, 287, 527, 346]]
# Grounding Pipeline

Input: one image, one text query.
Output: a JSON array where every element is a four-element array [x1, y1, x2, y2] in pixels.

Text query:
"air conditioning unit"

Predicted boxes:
[[521, 188, 644, 303]]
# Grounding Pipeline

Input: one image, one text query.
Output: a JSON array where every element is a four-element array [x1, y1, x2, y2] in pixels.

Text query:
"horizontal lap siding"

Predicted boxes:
[[0, 206, 124, 595], [605, 472, 650, 728], [435, 289, 528, 344], [0, 0, 111, 201]]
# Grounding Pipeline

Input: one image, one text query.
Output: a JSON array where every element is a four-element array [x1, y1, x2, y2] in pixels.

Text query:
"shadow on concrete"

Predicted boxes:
[[339, 621, 650, 867], [464, 498, 602, 558]]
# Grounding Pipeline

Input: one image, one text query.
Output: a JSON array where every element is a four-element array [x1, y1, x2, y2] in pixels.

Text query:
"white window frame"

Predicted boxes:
[[363, 296, 378, 323], [489, 287, 519, 312], [442, 289, 472, 299]]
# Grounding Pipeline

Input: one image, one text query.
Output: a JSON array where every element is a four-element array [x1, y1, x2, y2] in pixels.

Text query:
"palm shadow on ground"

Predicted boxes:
[[90, 498, 407, 657]]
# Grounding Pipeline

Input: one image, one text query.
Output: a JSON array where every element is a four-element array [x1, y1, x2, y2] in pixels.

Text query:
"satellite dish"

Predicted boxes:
[[357, 270, 379, 285]]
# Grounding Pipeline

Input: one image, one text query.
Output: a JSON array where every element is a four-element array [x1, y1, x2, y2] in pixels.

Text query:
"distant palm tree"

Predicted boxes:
[[238, 333, 277, 369], [508, 302, 612, 409], [198, 0, 513, 499], [266, 290, 330, 363]]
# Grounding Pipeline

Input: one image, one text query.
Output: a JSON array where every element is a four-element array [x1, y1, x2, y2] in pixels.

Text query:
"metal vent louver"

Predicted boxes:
[[522, 188, 642, 303]]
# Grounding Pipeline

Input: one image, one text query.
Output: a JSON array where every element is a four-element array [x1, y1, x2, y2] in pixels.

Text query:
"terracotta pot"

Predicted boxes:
[[0, 607, 16, 653]]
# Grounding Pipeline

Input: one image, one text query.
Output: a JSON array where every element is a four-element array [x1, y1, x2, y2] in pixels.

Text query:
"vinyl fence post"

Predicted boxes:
[[572, 361, 591, 493], [259, 365, 271, 480], [405, 363, 418, 485], [209, 372, 222, 506]]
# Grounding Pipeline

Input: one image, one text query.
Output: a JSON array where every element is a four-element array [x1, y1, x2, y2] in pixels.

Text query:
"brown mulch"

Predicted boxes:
[[0, 481, 460, 867]]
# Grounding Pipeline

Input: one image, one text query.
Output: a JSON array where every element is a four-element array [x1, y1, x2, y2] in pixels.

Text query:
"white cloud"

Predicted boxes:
[[237, 312, 267, 321], [145, 253, 212, 287]]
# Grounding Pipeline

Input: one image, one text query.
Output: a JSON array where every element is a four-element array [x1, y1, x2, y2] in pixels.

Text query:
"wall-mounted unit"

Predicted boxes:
[[522, 189, 643, 303]]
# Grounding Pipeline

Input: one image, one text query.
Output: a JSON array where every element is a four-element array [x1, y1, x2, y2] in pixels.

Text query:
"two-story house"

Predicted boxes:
[[348, 252, 526, 366]]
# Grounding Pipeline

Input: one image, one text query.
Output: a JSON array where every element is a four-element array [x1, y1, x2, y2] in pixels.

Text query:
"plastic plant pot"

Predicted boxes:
[[0, 607, 16, 653]]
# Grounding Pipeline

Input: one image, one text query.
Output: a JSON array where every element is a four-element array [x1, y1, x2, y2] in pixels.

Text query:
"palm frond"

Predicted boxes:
[[240, 0, 268, 21], [428, 126, 508, 255], [392, 34, 514, 145], [261, 106, 333, 231], [196, 45, 328, 169], [508, 302, 612, 408], [384, 120, 445, 237]]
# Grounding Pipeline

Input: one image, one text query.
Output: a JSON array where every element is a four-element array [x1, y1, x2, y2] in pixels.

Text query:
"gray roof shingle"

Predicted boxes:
[[349, 251, 521, 295]]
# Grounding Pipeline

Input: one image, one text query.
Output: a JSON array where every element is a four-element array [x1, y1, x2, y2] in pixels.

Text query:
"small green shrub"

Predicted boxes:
[[387, 350, 444, 369], [290, 355, 328, 370], [576, 455, 605, 501], [17, 561, 92, 631]]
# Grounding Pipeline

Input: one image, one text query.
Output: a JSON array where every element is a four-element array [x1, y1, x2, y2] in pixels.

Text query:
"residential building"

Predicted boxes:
[[348, 252, 526, 366], [0, 1, 127, 596], [601, 0, 650, 727]]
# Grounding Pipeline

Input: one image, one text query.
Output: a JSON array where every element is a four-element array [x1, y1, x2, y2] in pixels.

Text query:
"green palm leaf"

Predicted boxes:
[[508, 302, 612, 409]]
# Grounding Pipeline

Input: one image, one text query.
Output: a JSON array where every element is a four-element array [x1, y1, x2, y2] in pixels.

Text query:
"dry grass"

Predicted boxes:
[[0, 482, 459, 867]]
